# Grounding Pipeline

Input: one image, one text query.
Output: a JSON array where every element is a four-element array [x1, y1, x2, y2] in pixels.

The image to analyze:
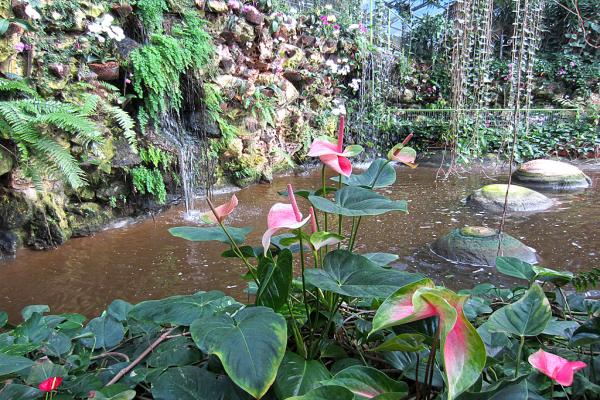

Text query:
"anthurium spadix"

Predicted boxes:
[[308, 115, 363, 177], [371, 279, 486, 400], [262, 184, 311, 255]]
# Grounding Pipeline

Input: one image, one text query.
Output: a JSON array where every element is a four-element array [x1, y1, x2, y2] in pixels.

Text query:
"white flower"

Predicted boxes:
[[101, 14, 115, 27], [327, 15, 337, 23], [331, 98, 346, 116], [348, 24, 359, 31], [108, 26, 125, 41], [349, 78, 361, 92], [51, 11, 62, 20], [325, 4, 333, 10], [88, 22, 102, 34], [25, 4, 41, 20]]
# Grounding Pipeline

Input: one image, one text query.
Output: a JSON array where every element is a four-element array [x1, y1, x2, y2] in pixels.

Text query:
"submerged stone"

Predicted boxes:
[[513, 159, 591, 189], [468, 184, 553, 213], [431, 226, 538, 267]]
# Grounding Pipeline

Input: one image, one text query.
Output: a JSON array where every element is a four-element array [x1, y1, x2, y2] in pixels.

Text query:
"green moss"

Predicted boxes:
[[481, 184, 533, 199], [459, 226, 497, 238]]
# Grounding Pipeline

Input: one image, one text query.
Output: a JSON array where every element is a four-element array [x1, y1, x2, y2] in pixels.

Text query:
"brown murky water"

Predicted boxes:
[[1, 166, 599, 318]]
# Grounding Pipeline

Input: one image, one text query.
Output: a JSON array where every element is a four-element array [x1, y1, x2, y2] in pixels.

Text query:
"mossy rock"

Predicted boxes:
[[0, 189, 32, 229], [0, 146, 13, 176], [26, 193, 71, 250], [0, 230, 19, 257], [513, 159, 591, 189], [468, 184, 553, 213], [67, 202, 113, 237], [431, 226, 538, 267]]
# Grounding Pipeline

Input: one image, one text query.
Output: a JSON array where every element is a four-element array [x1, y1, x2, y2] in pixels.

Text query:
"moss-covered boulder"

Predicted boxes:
[[431, 226, 538, 267], [26, 193, 71, 250], [0, 146, 13, 176], [468, 184, 553, 213], [0, 230, 19, 257], [67, 202, 113, 237], [0, 189, 32, 229], [513, 159, 591, 189]]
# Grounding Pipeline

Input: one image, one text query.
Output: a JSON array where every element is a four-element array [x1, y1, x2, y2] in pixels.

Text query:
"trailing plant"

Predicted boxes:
[[573, 267, 600, 292], [131, 165, 167, 204], [132, 0, 168, 34]]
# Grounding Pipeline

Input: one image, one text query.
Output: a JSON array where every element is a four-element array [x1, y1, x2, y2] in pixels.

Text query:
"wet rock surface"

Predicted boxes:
[[513, 159, 592, 189], [468, 184, 554, 213], [431, 226, 538, 267]]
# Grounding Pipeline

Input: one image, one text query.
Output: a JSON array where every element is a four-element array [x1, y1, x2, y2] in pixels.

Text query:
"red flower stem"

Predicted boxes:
[[309, 207, 317, 233], [337, 115, 345, 152]]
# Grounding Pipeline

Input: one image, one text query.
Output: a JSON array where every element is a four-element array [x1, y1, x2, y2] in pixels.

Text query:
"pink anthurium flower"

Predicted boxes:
[[528, 349, 587, 386], [371, 279, 486, 400], [261, 184, 310, 255], [201, 194, 238, 224], [308, 116, 354, 177], [39, 377, 63, 392], [387, 133, 418, 169]]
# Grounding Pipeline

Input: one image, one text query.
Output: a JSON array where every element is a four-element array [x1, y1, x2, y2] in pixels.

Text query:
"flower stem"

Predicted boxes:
[[515, 335, 525, 377], [298, 232, 311, 332], [337, 173, 343, 249]]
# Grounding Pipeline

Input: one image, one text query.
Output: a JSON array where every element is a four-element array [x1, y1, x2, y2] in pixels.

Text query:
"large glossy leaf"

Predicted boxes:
[[372, 333, 427, 352], [147, 337, 202, 368], [569, 317, 600, 346], [152, 366, 250, 400], [0, 354, 35, 375], [488, 284, 551, 337], [309, 187, 407, 217], [304, 250, 422, 298], [287, 385, 354, 400], [129, 291, 240, 326], [0, 384, 42, 399], [371, 281, 486, 400], [362, 253, 399, 267], [335, 158, 396, 189], [321, 365, 408, 399], [190, 307, 287, 398], [169, 226, 252, 245], [310, 232, 344, 251], [532, 266, 573, 286], [80, 315, 125, 349], [495, 257, 536, 281], [274, 352, 331, 398], [256, 250, 293, 310]]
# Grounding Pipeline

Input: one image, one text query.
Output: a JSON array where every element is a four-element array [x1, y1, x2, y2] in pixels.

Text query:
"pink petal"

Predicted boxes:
[[202, 194, 238, 223], [308, 139, 344, 157], [320, 154, 352, 177], [262, 203, 310, 255], [554, 361, 587, 386]]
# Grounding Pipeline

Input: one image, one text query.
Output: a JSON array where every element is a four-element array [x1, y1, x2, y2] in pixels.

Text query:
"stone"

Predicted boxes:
[[0, 189, 32, 229], [26, 193, 71, 250], [49, 63, 69, 79], [468, 184, 554, 213], [96, 180, 129, 201], [513, 159, 591, 189], [111, 138, 142, 168], [67, 202, 113, 237], [244, 7, 264, 25], [206, 0, 229, 13], [431, 226, 538, 267], [0, 146, 13, 176], [0, 230, 19, 257], [229, 18, 255, 44]]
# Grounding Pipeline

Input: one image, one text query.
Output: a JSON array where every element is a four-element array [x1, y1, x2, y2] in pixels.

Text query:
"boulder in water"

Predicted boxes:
[[431, 226, 538, 267], [468, 184, 553, 213], [513, 159, 591, 189]]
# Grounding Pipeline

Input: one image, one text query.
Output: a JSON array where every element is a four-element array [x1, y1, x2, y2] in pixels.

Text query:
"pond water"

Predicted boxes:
[[1, 165, 599, 318]]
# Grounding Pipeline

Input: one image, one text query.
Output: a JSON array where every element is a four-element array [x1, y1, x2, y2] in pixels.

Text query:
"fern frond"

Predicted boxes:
[[30, 136, 86, 189], [79, 94, 100, 116], [573, 268, 600, 292], [0, 78, 39, 98], [100, 102, 137, 152]]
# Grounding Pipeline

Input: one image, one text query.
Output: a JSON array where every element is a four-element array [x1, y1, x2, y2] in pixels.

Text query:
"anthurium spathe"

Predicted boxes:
[[201, 194, 238, 224], [308, 115, 362, 177], [371, 279, 486, 400], [262, 184, 311, 255], [39, 376, 63, 392], [387, 133, 418, 168], [528, 349, 587, 386]]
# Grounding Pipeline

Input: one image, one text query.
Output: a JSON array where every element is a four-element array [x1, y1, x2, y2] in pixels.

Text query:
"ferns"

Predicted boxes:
[[0, 79, 39, 98], [133, 0, 168, 34], [573, 268, 600, 292], [131, 13, 215, 124], [0, 79, 138, 189], [131, 166, 167, 204]]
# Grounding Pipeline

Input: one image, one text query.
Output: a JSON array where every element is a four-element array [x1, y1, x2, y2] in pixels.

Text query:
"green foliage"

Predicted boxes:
[[131, 13, 214, 124], [131, 166, 167, 204], [139, 144, 171, 169], [132, 0, 168, 34], [573, 268, 600, 292]]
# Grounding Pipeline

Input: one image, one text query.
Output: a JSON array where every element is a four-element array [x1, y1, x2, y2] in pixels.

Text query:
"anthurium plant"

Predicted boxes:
[[1, 118, 598, 399]]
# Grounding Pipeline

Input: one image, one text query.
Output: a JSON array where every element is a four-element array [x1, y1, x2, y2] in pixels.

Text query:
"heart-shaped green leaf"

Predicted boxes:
[[287, 385, 354, 400], [191, 307, 287, 398], [169, 226, 252, 245], [321, 365, 408, 399], [80, 315, 125, 349], [256, 250, 293, 310], [304, 250, 422, 298], [151, 366, 249, 400], [0, 384, 42, 400], [532, 266, 573, 286], [362, 253, 399, 267], [496, 257, 536, 281], [309, 187, 407, 217], [274, 352, 331, 398], [0, 354, 35, 375], [129, 291, 240, 326], [570, 317, 600, 346], [488, 284, 551, 337], [334, 159, 396, 188]]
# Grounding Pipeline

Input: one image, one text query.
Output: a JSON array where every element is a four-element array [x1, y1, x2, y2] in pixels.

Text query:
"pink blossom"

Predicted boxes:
[[359, 23, 367, 33], [333, 24, 340, 30], [201, 194, 238, 224], [228, 0, 241, 10], [308, 116, 353, 177], [14, 42, 25, 53], [261, 184, 310, 255], [528, 350, 587, 386]]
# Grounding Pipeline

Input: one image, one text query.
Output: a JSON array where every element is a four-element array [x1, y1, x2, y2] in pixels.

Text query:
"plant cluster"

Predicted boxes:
[[1, 118, 597, 399]]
